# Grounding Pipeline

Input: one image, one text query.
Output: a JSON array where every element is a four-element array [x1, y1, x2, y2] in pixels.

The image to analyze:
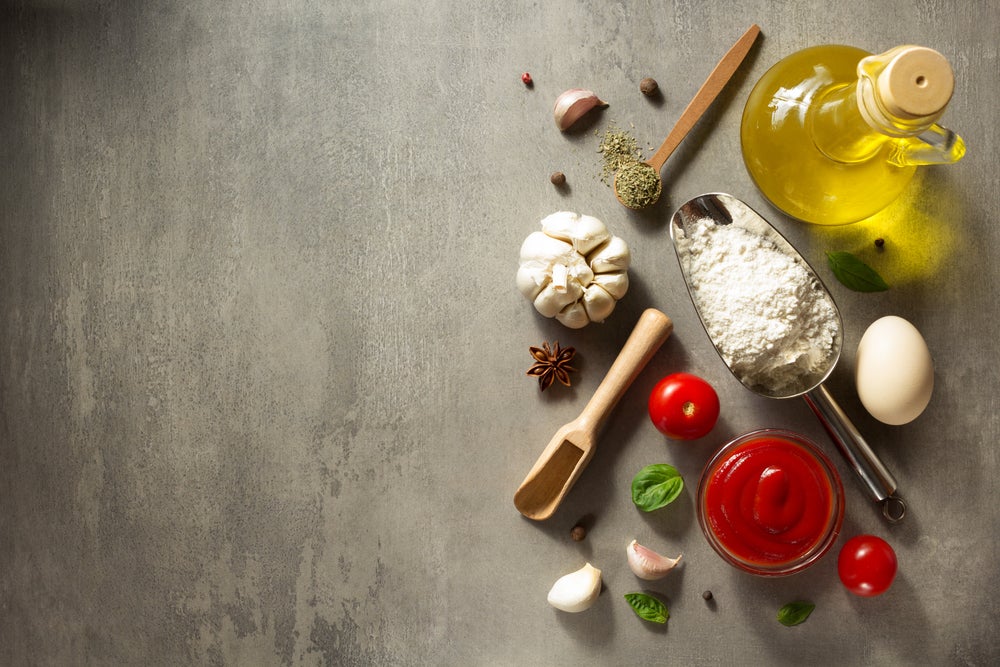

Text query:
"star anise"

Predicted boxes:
[[526, 341, 577, 391]]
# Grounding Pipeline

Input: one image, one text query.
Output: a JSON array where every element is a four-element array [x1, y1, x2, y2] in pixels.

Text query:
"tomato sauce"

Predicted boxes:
[[702, 433, 841, 569]]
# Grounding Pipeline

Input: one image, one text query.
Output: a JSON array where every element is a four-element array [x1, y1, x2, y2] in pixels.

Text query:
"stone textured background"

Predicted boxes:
[[2, 1, 997, 665]]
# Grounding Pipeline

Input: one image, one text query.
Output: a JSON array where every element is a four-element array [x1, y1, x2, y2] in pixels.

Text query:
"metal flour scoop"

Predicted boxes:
[[669, 193, 906, 522]]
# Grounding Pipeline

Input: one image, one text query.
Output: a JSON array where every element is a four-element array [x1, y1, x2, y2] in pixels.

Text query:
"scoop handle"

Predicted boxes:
[[804, 384, 906, 522], [578, 309, 673, 434]]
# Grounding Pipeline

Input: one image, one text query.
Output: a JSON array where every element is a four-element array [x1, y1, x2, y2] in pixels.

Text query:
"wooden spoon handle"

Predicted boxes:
[[648, 24, 760, 171], [578, 309, 673, 434]]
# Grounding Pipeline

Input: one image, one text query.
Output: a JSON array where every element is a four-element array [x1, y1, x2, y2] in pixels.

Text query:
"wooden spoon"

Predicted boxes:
[[614, 24, 760, 210], [514, 309, 673, 520]]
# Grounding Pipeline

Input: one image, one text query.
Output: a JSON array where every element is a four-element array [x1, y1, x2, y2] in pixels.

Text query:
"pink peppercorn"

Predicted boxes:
[[521, 72, 533, 86]]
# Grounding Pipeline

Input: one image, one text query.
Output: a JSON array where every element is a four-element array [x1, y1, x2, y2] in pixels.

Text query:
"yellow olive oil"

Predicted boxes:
[[741, 45, 916, 225]]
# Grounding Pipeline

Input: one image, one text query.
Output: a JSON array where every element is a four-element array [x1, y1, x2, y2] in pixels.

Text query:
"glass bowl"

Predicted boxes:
[[697, 428, 845, 576]]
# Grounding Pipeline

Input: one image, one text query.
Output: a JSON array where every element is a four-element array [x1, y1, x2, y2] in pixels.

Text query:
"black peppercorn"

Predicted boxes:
[[550, 171, 566, 187], [570, 525, 586, 541], [874, 238, 885, 249], [702, 590, 713, 601], [640, 77, 659, 96]]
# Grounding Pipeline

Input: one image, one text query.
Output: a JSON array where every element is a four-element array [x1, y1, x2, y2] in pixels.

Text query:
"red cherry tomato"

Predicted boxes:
[[648, 373, 720, 440], [837, 535, 897, 597]]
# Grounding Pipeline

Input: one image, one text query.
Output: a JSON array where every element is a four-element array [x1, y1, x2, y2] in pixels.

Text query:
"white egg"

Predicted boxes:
[[855, 316, 934, 425]]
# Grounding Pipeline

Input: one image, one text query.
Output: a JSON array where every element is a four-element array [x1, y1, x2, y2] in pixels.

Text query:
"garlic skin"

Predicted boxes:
[[541, 210, 608, 254], [553, 89, 608, 131], [517, 212, 630, 329], [626, 539, 682, 581], [555, 301, 589, 330], [592, 271, 629, 300], [582, 284, 615, 323], [589, 236, 631, 273], [547, 562, 603, 613]]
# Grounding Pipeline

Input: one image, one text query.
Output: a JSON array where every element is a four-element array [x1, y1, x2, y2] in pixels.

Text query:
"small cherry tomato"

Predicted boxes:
[[648, 373, 720, 440], [837, 535, 897, 597]]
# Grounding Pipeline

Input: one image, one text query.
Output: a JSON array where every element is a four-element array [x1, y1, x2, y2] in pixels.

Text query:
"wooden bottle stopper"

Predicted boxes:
[[876, 46, 954, 120]]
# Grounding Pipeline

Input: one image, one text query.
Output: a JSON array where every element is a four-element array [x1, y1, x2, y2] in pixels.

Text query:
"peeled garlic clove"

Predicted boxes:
[[553, 89, 608, 131], [541, 211, 610, 255], [547, 562, 602, 612], [592, 271, 629, 300], [626, 539, 682, 581], [588, 235, 632, 273]]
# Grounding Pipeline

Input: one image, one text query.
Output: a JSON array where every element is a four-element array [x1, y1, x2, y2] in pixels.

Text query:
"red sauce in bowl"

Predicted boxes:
[[698, 429, 844, 576]]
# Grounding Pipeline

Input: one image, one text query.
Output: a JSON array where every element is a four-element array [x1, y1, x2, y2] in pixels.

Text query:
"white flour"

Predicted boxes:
[[675, 216, 840, 395]]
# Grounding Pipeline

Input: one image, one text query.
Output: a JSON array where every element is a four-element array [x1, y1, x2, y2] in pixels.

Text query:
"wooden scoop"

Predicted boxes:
[[514, 309, 673, 520], [614, 24, 760, 210]]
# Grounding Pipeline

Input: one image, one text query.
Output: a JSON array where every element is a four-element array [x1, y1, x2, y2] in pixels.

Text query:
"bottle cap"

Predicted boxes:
[[877, 46, 954, 120]]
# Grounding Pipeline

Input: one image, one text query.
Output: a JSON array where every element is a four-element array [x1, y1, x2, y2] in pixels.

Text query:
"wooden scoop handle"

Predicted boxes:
[[648, 24, 760, 171], [577, 309, 673, 434]]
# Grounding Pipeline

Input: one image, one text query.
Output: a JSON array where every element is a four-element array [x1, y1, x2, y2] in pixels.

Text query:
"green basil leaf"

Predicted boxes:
[[777, 601, 815, 627], [631, 464, 684, 512], [624, 592, 669, 624], [826, 251, 889, 292]]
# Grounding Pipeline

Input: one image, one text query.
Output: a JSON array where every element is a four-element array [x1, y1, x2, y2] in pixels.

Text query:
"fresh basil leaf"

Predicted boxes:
[[826, 251, 889, 292], [631, 464, 684, 512], [624, 592, 669, 624], [777, 601, 815, 627]]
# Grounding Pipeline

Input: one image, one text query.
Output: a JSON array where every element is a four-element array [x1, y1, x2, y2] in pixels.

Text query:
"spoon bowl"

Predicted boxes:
[[669, 193, 905, 523], [613, 161, 663, 210], [613, 24, 760, 210], [670, 193, 843, 398]]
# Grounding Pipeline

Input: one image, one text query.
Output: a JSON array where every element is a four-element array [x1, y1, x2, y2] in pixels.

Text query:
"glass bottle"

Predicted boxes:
[[741, 45, 965, 225]]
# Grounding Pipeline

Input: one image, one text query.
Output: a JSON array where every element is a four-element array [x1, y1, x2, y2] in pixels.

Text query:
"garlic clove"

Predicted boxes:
[[626, 539, 682, 581], [556, 301, 590, 329], [541, 211, 610, 256], [592, 271, 629, 300], [582, 284, 615, 323], [589, 235, 632, 273], [534, 280, 583, 318], [547, 562, 603, 612], [519, 231, 576, 266], [516, 265, 544, 301], [520, 270, 557, 305], [553, 89, 609, 132]]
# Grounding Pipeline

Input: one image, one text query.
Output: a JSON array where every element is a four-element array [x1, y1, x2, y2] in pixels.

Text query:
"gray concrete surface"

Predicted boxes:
[[2, 1, 998, 665]]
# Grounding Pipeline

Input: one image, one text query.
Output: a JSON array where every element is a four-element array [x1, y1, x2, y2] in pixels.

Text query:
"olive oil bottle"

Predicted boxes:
[[741, 45, 965, 225]]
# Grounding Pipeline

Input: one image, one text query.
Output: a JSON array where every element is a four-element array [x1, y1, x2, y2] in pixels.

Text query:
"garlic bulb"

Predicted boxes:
[[547, 562, 602, 612], [517, 211, 630, 329], [626, 539, 682, 581], [553, 89, 608, 131]]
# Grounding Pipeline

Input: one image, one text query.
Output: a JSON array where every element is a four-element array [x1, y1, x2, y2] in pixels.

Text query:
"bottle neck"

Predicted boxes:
[[810, 68, 944, 165], [809, 82, 888, 163]]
